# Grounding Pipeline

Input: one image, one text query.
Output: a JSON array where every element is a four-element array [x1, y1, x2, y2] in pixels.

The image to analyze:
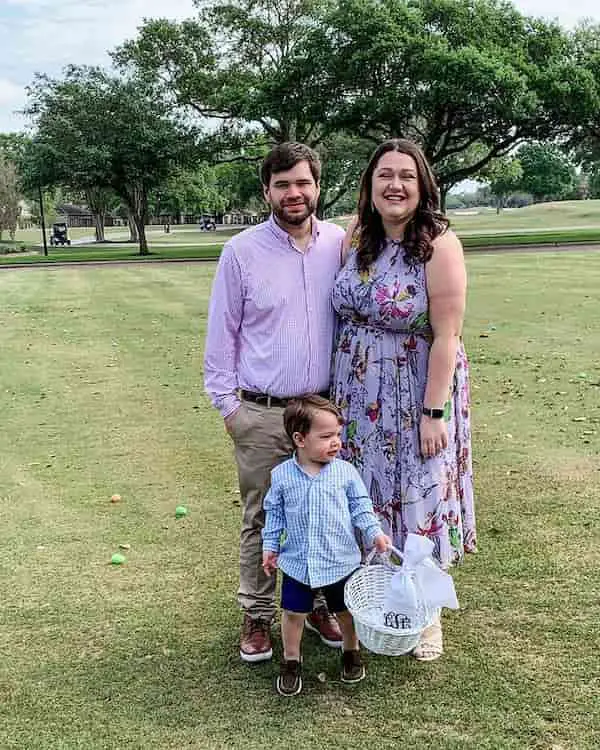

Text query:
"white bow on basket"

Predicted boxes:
[[344, 533, 459, 655], [381, 533, 459, 631]]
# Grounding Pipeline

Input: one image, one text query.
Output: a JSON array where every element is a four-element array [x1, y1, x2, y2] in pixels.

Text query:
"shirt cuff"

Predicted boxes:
[[218, 394, 242, 419], [363, 522, 384, 546], [262, 534, 280, 554]]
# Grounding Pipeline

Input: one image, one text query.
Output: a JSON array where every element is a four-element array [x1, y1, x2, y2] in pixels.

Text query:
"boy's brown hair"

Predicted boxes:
[[260, 142, 321, 187], [283, 394, 343, 443]]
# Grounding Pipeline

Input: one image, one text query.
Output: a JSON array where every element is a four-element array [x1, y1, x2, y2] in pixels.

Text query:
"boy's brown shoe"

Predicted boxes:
[[240, 615, 273, 663], [276, 659, 302, 696], [341, 649, 366, 683]]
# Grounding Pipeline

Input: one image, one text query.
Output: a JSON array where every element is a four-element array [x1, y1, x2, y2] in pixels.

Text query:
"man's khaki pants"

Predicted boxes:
[[229, 399, 326, 621], [229, 401, 291, 621]]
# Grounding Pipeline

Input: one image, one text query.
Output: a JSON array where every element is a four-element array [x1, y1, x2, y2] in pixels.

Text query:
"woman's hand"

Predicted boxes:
[[420, 415, 448, 459]]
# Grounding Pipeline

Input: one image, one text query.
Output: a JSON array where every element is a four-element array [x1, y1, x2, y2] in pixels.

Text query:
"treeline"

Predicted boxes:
[[2, 0, 600, 253]]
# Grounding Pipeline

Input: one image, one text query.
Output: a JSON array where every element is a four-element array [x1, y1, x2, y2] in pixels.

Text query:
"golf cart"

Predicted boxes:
[[49, 222, 71, 247], [199, 215, 216, 231]]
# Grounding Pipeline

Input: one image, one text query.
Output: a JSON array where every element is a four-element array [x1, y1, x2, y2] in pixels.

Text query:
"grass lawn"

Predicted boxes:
[[0, 245, 224, 265], [11, 225, 242, 247], [3, 230, 600, 267], [11, 225, 127, 244], [447, 199, 600, 232], [0, 254, 598, 749]]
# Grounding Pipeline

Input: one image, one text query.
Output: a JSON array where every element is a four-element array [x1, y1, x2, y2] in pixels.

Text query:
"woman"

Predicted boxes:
[[331, 139, 476, 661]]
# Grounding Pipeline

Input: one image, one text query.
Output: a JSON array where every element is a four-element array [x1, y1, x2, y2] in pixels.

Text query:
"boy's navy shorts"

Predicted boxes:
[[281, 571, 357, 614]]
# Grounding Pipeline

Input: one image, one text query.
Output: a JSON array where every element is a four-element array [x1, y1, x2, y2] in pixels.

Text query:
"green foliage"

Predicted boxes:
[[154, 168, 217, 218], [517, 142, 577, 201], [481, 157, 524, 209], [25, 187, 60, 229], [316, 134, 374, 216], [115, 0, 600, 204], [0, 134, 29, 239], [115, 1, 334, 147], [323, 0, 598, 191], [114, 1, 371, 213], [0, 133, 30, 164], [0, 241, 28, 254], [570, 23, 600, 163], [588, 167, 600, 199], [214, 161, 263, 212], [24, 67, 197, 254], [0, 153, 21, 240], [152, 161, 264, 218]]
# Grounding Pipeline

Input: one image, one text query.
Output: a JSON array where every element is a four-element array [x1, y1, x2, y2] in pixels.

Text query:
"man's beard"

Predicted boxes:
[[273, 198, 316, 226]]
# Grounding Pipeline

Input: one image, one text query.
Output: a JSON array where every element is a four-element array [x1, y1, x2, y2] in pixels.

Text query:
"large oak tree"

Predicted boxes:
[[116, 0, 600, 210]]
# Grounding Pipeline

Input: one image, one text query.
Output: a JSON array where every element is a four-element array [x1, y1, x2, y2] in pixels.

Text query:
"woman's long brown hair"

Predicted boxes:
[[356, 139, 449, 271]]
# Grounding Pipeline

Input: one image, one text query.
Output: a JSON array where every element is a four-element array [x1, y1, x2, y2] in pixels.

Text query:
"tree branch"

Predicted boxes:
[[438, 136, 522, 186]]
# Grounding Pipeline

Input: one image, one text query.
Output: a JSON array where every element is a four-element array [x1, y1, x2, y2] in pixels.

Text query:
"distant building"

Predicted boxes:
[[55, 203, 123, 228], [222, 210, 266, 226]]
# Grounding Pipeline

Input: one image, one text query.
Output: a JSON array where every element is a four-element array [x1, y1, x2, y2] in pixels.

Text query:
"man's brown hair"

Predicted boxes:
[[260, 142, 321, 187], [283, 394, 343, 443]]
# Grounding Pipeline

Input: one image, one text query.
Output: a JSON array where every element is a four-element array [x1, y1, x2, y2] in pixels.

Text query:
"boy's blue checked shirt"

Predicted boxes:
[[262, 457, 383, 588]]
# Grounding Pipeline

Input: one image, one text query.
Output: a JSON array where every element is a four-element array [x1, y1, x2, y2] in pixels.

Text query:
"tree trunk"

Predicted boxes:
[[85, 188, 108, 243], [316, 195, 325, 219], [127, 186, 149, 255], [135, 215, 149, 255], [93, 211, 106, 242], [439, 186, 448, 214], [127, 212, 138, 243]]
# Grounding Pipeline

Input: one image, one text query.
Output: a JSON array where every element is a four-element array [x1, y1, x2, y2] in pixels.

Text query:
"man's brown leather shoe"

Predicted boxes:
[[240, 615, 273, 663], [305, 605, 343, 648]]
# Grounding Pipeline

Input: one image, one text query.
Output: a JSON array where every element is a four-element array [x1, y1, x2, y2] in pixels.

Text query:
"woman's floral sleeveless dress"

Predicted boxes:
[[331, 239, 476, 567]]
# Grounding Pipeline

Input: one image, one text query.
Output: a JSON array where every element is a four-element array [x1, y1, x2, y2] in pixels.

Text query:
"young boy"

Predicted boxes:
[[262, 395, 390, 696]]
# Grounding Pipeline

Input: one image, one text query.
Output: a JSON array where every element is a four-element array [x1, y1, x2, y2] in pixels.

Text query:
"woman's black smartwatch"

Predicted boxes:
[[422, 406, 445, 419]]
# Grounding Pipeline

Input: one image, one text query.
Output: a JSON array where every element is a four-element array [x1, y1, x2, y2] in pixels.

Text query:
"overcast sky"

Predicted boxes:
[[1, 0, 599, 134]]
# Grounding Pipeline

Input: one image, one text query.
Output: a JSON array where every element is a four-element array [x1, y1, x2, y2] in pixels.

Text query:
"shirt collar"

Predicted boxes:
[[292, 454, 334, 480], [267, 213, 321, 248]]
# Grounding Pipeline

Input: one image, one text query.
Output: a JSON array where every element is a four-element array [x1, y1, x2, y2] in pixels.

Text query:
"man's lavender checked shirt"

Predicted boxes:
[[204, 215, 345, 417]]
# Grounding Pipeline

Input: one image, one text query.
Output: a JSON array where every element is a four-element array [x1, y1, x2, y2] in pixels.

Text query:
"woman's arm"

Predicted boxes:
[[421, 230, 467, 457]]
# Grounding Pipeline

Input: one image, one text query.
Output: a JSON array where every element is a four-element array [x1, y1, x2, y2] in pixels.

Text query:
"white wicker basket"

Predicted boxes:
[[344, 548, 437, 656]]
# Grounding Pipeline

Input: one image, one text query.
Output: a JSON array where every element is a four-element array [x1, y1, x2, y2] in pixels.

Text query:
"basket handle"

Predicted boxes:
[[364, 545, 404, 567]]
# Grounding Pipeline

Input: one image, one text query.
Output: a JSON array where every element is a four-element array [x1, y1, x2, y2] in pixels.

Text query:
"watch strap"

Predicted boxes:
[[422, 406, 445, 419]]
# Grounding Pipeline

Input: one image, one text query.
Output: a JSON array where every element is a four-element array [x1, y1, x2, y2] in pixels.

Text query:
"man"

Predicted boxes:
[[204, 142, 345, 662]]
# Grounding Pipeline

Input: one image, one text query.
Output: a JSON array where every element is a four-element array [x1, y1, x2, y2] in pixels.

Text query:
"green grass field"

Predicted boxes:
[[10, 225, 241, 247], [0, 254, 598, 749], [0, 244, 224, 264], [448, 199, 600, 233], [9, 225, 127, 244]]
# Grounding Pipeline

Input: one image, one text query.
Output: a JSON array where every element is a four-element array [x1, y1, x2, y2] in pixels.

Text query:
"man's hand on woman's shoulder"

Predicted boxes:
[[341, 216, 359, 265]]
